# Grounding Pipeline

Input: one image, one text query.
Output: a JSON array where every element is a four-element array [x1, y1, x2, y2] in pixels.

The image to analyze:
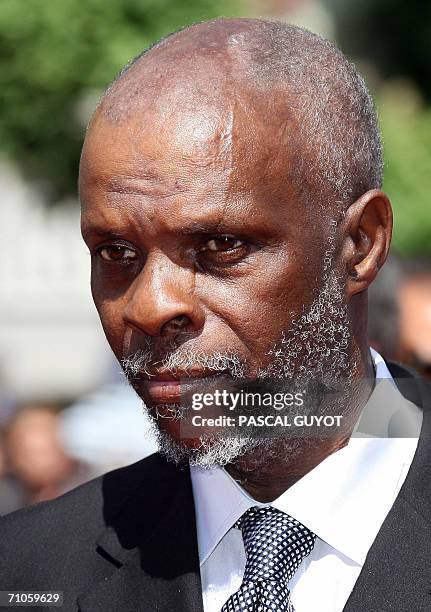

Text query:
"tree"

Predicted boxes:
[[379, 94, 431, 256], [328, 0, 431, 255], [0, 0, 240, 199]]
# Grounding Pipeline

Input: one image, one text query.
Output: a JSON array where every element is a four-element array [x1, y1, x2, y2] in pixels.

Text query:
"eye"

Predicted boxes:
[[96, 244, 138, 262], [197, 234, 251, 269], [202, 236, 245, 252]]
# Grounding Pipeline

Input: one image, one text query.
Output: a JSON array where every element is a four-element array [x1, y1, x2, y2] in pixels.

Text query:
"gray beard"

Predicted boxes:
[[123, 268, 354, 469]]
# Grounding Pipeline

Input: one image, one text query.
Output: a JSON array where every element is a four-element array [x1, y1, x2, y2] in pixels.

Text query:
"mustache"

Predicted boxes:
[[121, 346, 248, 379]]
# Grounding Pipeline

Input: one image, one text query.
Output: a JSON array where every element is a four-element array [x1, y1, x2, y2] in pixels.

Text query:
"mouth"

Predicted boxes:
[[137, 370, 231, 404]]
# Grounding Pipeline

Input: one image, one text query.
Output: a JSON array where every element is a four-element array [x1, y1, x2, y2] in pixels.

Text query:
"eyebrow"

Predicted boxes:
[[81, 219, 260, 243], [177, 221, 237, 235], [81, 226, 127, 242]]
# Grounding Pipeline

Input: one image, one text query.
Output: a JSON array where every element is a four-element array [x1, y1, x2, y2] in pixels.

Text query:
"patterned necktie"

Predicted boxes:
[[221, 506, 316, 612]]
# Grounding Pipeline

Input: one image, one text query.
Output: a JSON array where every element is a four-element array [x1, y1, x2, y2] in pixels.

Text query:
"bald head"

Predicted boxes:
[[96, 18, 382, 210]]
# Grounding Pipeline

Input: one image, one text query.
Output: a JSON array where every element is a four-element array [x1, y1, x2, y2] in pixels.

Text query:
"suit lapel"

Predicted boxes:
[[344, 366, 431, 611], [77, 365, 431, 611], [78, 457, 204, 612]]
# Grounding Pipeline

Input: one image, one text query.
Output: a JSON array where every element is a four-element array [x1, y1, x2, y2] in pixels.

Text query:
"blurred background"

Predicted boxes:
[[0, 0, 430, 514]]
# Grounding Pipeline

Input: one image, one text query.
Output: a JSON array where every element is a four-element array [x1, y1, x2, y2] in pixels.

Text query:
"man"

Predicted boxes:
[[1, 18, 430, 612], [2, 405, 90, 511], [398, 265, 431, 377]]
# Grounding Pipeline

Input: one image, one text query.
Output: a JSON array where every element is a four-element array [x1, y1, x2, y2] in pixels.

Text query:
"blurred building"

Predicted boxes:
[[0, 162, 112, 403]]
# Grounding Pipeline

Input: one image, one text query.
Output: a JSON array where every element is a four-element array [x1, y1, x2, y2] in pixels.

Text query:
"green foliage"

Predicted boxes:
[[329, 0, 431, 255], [379, 95, 431, 256], [0, 0, 240, 198]]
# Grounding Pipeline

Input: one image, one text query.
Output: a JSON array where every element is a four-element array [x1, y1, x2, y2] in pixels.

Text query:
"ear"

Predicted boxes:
[[341, 189, 393, 297]]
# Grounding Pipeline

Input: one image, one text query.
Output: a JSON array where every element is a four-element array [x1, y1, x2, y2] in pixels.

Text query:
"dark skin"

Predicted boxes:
[[80, 20, 392, 502]]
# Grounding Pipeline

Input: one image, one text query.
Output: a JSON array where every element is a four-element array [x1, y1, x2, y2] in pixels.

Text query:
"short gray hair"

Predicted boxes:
[[226, 21, 383, 209]]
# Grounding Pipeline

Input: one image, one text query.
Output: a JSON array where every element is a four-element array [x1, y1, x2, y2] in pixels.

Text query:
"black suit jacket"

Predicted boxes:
[[1, 362, 431, 612]]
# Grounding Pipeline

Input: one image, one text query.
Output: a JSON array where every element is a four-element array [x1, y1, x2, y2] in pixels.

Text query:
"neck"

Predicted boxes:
[[226, 345, 375, 502]]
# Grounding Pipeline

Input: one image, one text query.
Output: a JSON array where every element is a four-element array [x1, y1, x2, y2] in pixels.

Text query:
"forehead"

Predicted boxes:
[[79, 69, 305, 234]]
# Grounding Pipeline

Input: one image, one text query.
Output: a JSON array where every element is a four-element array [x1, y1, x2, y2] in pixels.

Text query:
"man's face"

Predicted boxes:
[[80, 79, 342, 459]]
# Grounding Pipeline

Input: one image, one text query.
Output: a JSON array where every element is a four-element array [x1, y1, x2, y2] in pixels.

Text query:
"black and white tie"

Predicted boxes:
[[221, 506, 316, 612]]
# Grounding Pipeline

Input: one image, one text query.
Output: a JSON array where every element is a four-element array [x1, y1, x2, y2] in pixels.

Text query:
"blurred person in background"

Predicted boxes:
[[368, 255, 431, 378], [367, 253, 404, 362], [398, 261, 431, 378], [2, 404, 90, 510]]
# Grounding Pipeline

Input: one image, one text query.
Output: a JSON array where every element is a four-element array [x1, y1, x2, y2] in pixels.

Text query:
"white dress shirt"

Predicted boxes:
[[190, 350, 422, 612]]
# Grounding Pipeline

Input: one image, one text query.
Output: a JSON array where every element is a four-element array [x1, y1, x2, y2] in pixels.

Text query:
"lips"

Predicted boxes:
[[139, 371, 229, 404], [144, 378, 181, 403]]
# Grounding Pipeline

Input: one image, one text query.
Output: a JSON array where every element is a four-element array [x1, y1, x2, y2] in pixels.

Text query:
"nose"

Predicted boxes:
[[123, 252, 205, 337]]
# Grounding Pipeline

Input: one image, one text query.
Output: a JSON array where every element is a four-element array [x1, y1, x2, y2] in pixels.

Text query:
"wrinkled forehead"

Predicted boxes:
[[80, 61, 298, 208]]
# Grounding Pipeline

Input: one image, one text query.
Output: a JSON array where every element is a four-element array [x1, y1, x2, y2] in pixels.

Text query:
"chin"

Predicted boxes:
[[148, 406, 206, 449], [152, 419, 252, 468]]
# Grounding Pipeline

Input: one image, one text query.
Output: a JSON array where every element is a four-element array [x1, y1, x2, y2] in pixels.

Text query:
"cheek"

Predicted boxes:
[[91, 284, 126, 358], [198, 253, 318, 361]]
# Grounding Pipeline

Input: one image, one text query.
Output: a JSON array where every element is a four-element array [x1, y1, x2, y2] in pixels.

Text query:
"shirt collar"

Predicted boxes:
[[190, 350, 422, 566]]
